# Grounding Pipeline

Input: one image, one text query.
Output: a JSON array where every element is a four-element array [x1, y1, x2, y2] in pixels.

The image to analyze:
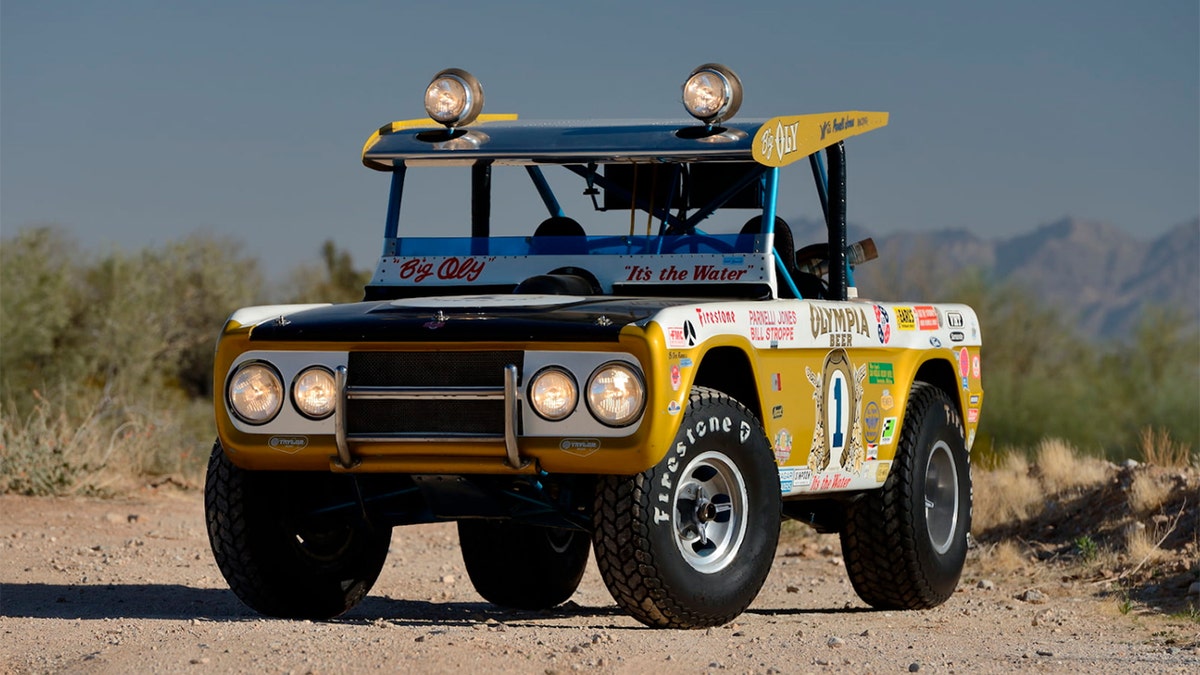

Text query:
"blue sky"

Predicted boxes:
[[2, 1, 1197, 276]]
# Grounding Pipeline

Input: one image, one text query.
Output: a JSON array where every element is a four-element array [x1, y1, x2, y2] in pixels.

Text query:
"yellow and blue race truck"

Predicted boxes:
[[205, 65, 983, 628]]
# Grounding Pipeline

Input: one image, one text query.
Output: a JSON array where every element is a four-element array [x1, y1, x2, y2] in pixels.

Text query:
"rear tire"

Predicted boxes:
[[204, 441, 392, 619], [593, 387, 780, 628], [458, 520, 590, 610], [840, 383, 971, 609]]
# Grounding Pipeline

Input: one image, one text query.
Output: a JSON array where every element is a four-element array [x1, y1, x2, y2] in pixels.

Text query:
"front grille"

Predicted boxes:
[[346, 399, 505, 436], [345, 351, 522, 438], [347, 351, 520, 387]]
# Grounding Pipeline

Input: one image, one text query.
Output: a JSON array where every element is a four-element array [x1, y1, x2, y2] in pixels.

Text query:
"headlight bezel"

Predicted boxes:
[[291, 366, 337, 420], [226, 360, 285, 426], [682, 62, 743, 126], [424, 67, 485, 128], [585, 361, 647, 428], [527, 366, 579, 422]]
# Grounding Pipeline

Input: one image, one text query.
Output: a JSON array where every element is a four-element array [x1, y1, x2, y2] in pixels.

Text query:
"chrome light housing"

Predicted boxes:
[[292, 366, 336, 420], [228, 362, 283, 425], [424, 68, 485, 128], [587, 362, 646, 427], [682, 63, 742, 125], [528, 367, 578, 421]]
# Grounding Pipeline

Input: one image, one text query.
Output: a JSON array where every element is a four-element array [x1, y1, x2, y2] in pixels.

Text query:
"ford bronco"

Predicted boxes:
[[205, 65, 983, 628]]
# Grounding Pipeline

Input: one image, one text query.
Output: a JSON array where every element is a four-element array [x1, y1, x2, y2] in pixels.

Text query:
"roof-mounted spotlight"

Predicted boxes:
[[424, 68, 485, 128], [682, 63, 742, 126]]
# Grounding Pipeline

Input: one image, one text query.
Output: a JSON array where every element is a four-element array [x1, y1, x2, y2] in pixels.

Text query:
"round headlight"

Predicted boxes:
[[228, 362, 283, 425], [528, 367, 578, 421], [682, 63, 742, 125], [424, 68, 485, 128], [587, 363, 646, 427], [292, 367, 337, 420]]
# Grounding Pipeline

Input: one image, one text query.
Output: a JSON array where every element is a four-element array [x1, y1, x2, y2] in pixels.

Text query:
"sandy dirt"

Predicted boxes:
[[1, 489, 1197, 674]]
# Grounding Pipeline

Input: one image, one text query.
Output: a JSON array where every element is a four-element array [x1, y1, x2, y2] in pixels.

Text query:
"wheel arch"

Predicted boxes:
[[914, 357, 962, 422], [693, 346, 763, 422]]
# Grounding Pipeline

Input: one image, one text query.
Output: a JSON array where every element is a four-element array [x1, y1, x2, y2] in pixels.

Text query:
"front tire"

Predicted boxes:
[[204, 441, 392, 619], [458, 520, 590, 610], [593, 387, 781, 628], [840, 383, 971, 609]]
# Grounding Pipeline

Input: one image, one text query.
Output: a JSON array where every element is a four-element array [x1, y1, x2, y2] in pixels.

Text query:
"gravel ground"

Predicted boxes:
[[1, 490, 1197, 674]]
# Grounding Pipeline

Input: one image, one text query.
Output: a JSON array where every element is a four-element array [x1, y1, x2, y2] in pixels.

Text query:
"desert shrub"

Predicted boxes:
[[279, 239, 371, 304], [972, 451, 1044, 531], [1, 229, 264, 494]]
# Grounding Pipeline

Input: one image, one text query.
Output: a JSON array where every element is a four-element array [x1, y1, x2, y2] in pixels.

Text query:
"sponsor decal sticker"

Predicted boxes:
[[771, 404, 784, 419], [915, 305, 939, 330], [666, 325, 687, 348], [972, 355, 981, 379], [795, 467, 814, 487], [929, 336, 942, 348], [670, 364, 681, 391], [947, 311, 964, 328], [773, 429, 793, 464], [748, 309, 799, 343], [970, 394, 980, 405], [895, 306, 916, 330], [863, 401, 881, 444], [810, 305, 872, 348], [875, 305, 892, 344], [875, 461, 891, 483], [868, 362, 894, 384], [398, 256, 488, 283], [667, 399, 681, 415], [695, 307, 737, 327], [967, 408, 980, 423], [880, 388, 895, 411], [879, 417, 898, 446], [779, 467, 795, 493], [950, 331, 965, 342], [268, 436, 308, 453], [958, 347, 970, 377], [559, 438, 601, 457], [866, 443, 878, 461], [771, 373, 783, 391], [680, 357, 693, 368]]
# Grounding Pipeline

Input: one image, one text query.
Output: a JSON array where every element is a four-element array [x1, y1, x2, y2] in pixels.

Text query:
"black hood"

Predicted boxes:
[[248, 296, 686, 343]]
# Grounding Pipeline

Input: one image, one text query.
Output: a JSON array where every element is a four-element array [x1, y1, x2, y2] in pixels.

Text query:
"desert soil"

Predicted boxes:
[[1, 489, 1197, 674]]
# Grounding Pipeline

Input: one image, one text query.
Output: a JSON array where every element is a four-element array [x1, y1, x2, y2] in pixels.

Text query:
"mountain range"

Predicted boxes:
[[785, 216, 1200, 342]]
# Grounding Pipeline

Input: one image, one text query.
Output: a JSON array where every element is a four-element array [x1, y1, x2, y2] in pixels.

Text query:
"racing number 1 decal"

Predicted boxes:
[[807, 349, 868, 475]]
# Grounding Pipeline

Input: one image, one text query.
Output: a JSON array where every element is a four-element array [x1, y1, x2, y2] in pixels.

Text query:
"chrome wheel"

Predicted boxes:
[[672, 451, 749, 573], [924, 439, 960, 555]]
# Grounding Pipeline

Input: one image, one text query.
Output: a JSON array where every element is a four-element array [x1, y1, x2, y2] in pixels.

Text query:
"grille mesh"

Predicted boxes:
[[345, 351, 521, 437], [347, 351, 522, 387]]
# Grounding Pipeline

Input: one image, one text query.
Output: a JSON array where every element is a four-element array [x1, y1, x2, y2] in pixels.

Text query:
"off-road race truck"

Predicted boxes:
[[205, 65, 983, 629]]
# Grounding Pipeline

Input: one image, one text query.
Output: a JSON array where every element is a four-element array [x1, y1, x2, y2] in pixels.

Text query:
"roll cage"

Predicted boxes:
[[361, 114, 887, 302]]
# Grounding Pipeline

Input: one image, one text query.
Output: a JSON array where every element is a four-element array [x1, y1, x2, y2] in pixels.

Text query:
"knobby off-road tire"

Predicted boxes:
[[458, 520, 590, 609], [593, 387, 781, 628], [840, 382, 971, 609], [204, 441, 392, 619]]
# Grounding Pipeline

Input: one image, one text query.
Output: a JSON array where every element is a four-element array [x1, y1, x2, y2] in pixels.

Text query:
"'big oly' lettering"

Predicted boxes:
[[398, 257, 486, 283]]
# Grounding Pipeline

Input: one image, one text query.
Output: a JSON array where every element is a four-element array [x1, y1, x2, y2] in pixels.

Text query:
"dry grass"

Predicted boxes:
[[1125, 524, 1169, 568], [972, 451, 1044, 531], [0, 387, 211, 496], [1034, 437, 1110, 493], [1128, 471, 1173, 514], [975, 540, 1030, 577], [1138, 427, 1194, 468]]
